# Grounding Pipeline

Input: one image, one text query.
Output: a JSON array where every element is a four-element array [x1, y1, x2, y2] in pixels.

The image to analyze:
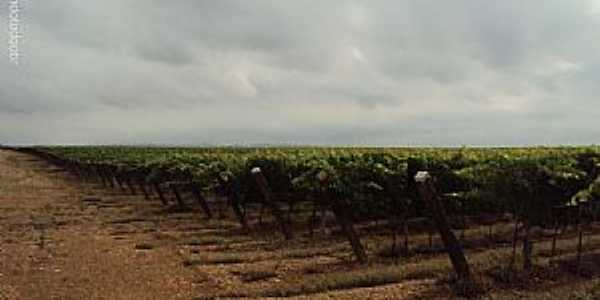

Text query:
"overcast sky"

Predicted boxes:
[[1, 1, 600, 146]]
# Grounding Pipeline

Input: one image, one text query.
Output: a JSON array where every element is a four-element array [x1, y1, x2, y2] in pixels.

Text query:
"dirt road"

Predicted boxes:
[[0, 150, 219, 299]]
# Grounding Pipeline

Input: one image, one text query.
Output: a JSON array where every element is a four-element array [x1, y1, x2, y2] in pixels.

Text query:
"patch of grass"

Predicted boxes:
[[184, 236, 227, 246], [247, 262, 451, 298], [233, 270, 278, 283], [569, 282, 600, 300], [488, 278, 600, 300], [264, 268, 406, 297], [283, 245, 346, 259], [538, 239, 600, 258], [183, 253, 257, 267], [198, 217, 600, 299], [204, 254, 247, 264]]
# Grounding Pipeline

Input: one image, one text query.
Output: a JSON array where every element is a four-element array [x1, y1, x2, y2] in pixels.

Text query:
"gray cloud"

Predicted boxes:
[[1, 0, 600, 146]]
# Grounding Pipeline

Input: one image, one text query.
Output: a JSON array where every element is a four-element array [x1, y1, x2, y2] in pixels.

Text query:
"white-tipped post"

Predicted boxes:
[[414, 171, 431, 183]]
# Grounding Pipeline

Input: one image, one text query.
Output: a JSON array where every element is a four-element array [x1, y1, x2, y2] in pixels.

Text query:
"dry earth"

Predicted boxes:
[[2, 149, 600, 300], [0, 150, 431, 299]]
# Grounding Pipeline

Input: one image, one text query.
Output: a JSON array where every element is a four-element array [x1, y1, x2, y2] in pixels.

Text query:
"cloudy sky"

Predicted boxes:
[[1, 1, 600, 146]]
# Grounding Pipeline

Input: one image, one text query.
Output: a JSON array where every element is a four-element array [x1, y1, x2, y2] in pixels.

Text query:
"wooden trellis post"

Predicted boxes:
[[415, 171, 472, 281], [170, 184, 186, 207], [317, 172, 367, 264], [125, 178, 137, 195], [138, 180, 150, 200], [218, 175, 249, 230], [153, 182, 169, 206], [251, 167, 294, 240], [190, 184, 213, 219]]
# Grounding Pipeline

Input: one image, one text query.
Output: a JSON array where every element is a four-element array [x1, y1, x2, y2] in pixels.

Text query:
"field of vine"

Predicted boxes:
[[6, 145, 600, 298], [30, 146, 600, 224]]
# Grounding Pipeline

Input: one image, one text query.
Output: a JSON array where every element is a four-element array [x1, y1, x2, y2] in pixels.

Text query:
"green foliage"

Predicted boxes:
[[37, 145, 600, 223]]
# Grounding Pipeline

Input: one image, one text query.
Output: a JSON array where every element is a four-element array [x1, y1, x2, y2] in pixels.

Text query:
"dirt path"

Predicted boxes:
[[0, 150, 221, 299]]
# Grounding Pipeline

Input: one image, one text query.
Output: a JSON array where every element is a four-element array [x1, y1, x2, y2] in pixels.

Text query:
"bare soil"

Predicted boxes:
[[0, 151, 432, 299], [2, 150, 600, 300]]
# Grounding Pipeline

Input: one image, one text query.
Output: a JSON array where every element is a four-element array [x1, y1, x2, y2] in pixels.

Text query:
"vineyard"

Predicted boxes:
[[5, 145, 600, 298]]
